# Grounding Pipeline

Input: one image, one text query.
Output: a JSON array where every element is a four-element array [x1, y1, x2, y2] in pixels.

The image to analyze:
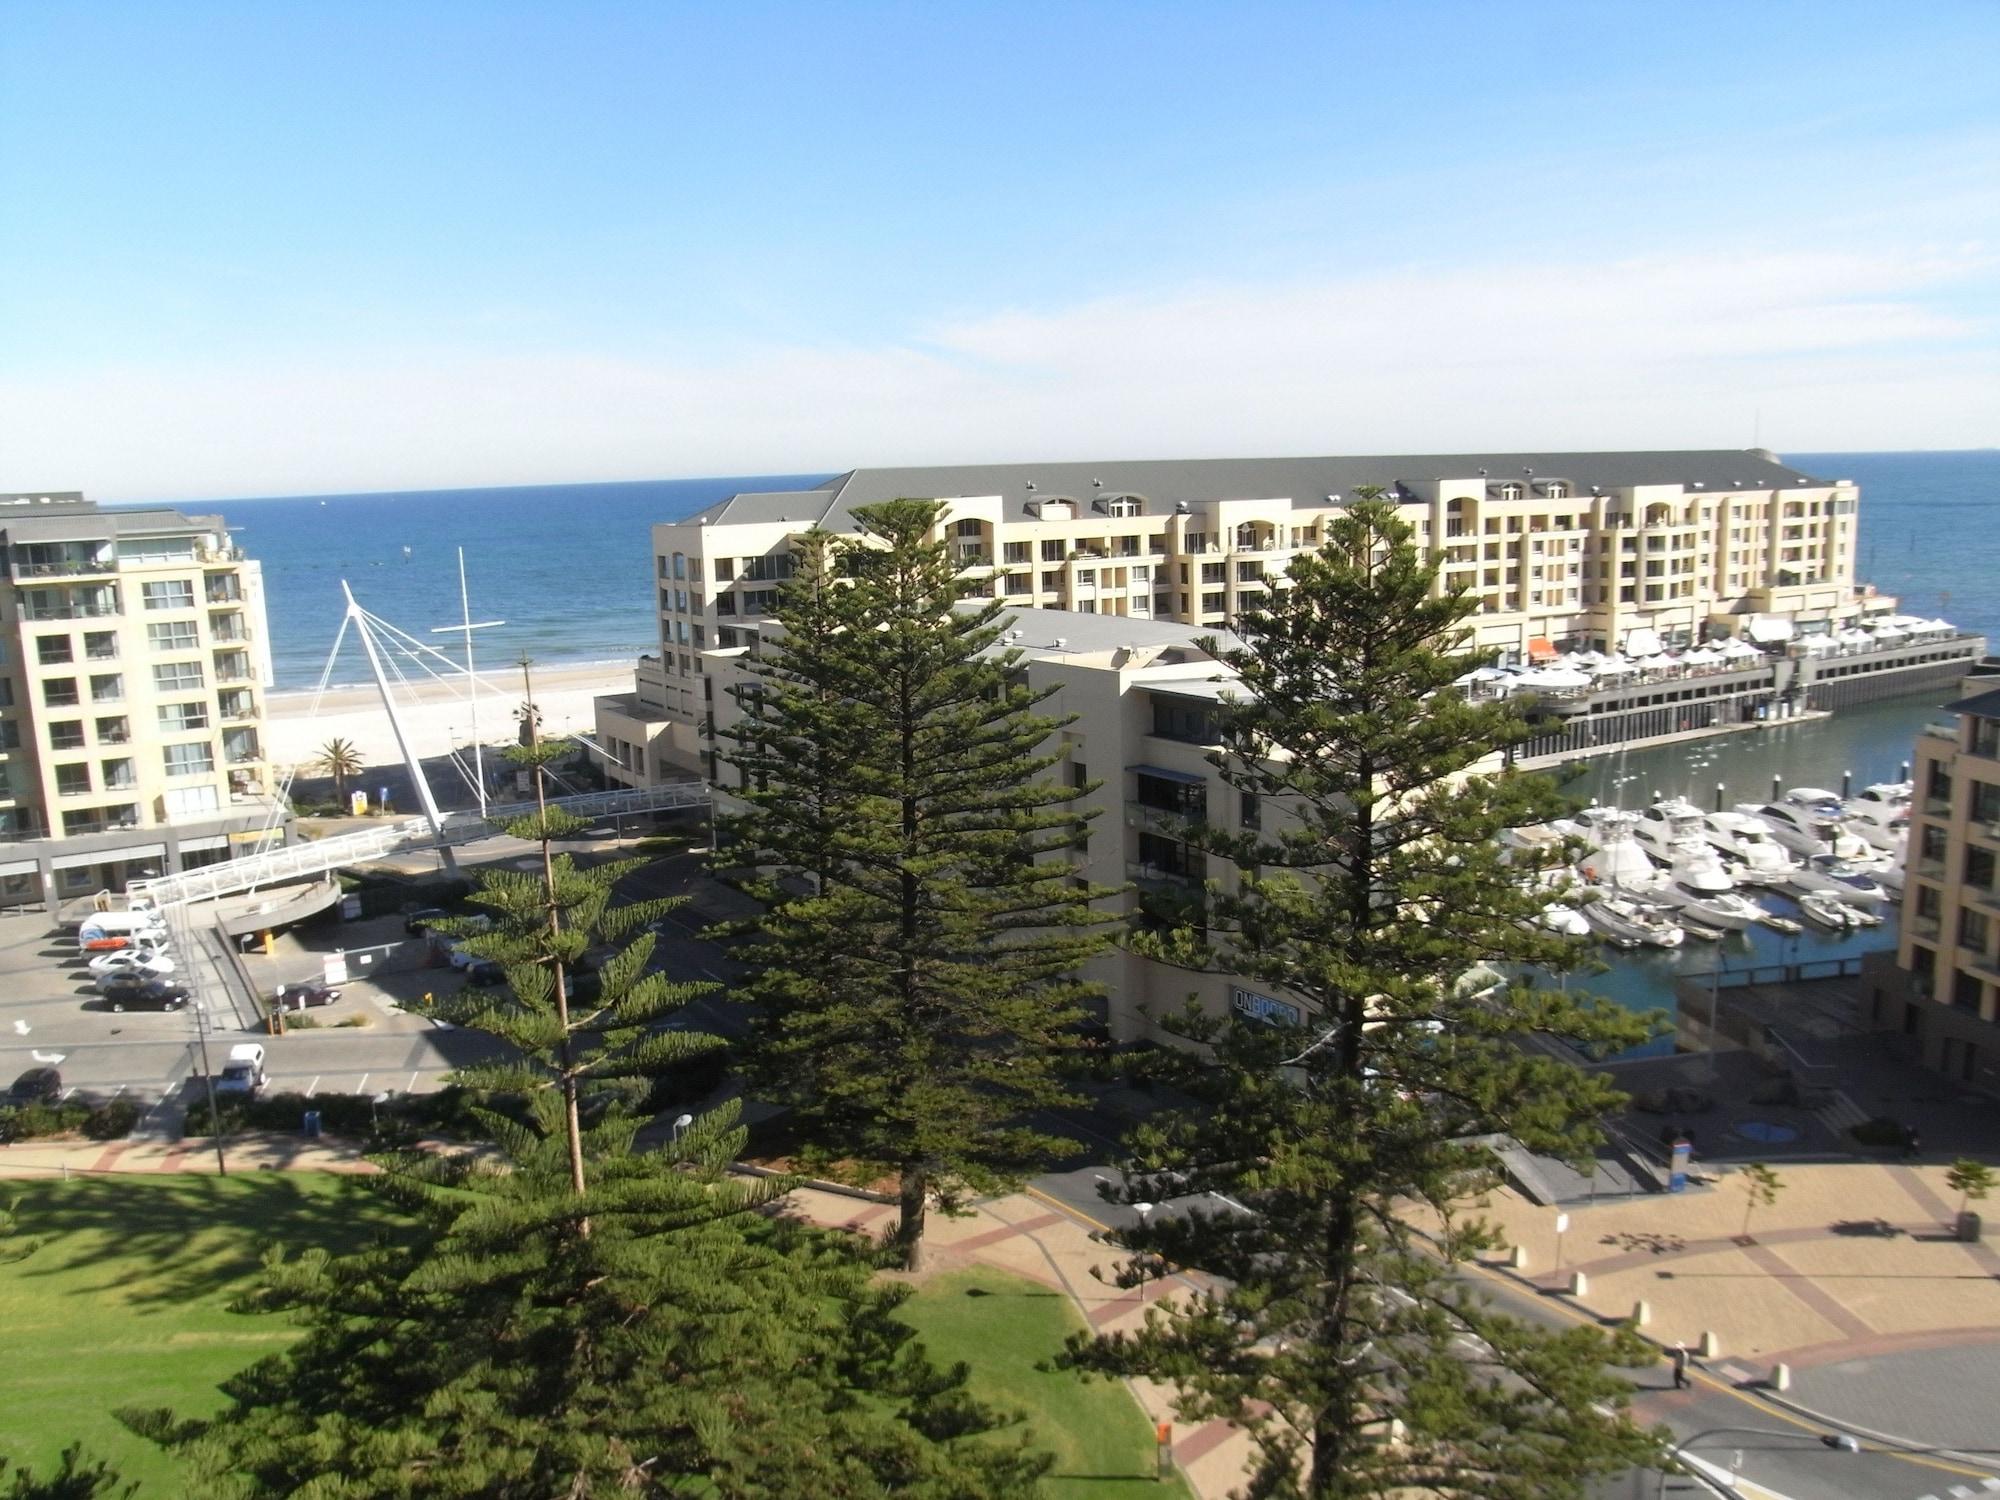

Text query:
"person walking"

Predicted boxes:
[[1671, 1343, 1691, 1390]]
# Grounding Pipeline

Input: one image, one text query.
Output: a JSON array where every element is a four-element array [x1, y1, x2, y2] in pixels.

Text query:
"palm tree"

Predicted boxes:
[[315, 737, 364, 806]]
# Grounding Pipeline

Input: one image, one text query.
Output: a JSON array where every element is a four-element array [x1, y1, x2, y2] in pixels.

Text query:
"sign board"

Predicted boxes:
[[349, 790, 369, 817], [1231, 987, 1301, 1027], [1669, 1138, 1691, 1193], [340, 894, 363, 921], [323, 952, 351, 985]]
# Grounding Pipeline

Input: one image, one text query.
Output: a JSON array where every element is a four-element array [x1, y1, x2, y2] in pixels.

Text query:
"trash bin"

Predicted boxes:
[[303, 1110, 322, 1139], [1958, 1210, 1982, 1243]]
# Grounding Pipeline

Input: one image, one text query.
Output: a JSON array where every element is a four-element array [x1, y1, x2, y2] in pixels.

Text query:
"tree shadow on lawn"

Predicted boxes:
[[4, 1171, 412, 1311]]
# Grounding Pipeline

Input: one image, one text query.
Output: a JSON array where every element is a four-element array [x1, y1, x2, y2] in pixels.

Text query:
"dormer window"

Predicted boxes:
[[1499, 484, 1524, 501], [1031, 497, 1075, 521], [1099, 494, 1145, 518], [1544, 483, 1567, 499]]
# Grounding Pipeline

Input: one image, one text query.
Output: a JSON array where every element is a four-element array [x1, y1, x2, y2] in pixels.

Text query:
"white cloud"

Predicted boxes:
[[5, 245, 1993, 502]]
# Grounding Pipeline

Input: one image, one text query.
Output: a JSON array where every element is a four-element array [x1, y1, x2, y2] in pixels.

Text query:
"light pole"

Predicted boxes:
[[1133, 1202, 1156, 1302], [1654, 1426, 1859, 1498], [191, 1003, 227, 1176], [431, 547, 504, 821], [672, 1112, 694, 1145]]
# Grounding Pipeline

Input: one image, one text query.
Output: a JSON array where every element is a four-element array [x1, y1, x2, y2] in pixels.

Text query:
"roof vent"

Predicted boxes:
[[1175, 501, 1191, 514], [1052, 637, 1067, 650], [1025, 481, 1036, 491], [1091, 478, 1102, 487], [1477, 468, 1488, 477]]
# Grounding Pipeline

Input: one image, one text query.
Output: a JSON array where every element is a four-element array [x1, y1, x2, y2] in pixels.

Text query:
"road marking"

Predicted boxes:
[[353, 1073, 369, 1096], [406, 1070, 419, 1093], [306, 1074, 320, 1095]]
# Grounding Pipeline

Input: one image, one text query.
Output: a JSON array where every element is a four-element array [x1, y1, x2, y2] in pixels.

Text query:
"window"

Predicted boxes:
[[43, 677, 80, 707], [1201, 591, 1225, 613], [101, 757, 136, 788], [1240, 790, 1261, 831], [1152, 699, 1218, 744], [36, 635, 72, 665], [89, 673, 123, 703], [1971, 781, 2000, 825], [1040, 571, 1061, 591], [153, 661, 204, 691], [163, 741, 215, 777], [1106, 497, 1143, 518], [147, 620, 199, 651], [1915, 883, 1943, 921], [83, 631, 117, 660], [0, 721, 17, 751], [54, 763, 92, 796], [1545, 483, 1567, 499], [954, 519, 982, 539], [1967, 846, 1997, 892], [740, 554, 794, 582], [47, 720, 85, 750], [1201, 562, 1225, 584], [1958, 908, 1990, 953], [1136, 830, 1203, 879], [1041, 540, 1064, 562], [95, 716, 129, 744], [713, 558, 735, 582], [163, 784, 219, 817], [1499, 484, 1523, 501], [1075, 568, 1095, 585], [1004, 542, 1030, 565], [141, 580, 195, 610], [1920, 823, 1950, 863], [158, 702, 210, 732], [672, 553, 687, 580]]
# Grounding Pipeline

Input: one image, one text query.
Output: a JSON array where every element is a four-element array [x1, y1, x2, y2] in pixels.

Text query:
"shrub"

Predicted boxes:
[[1850, 1115, 1908, 1148], [81, 1099, 142, 1140], [335, 1014, 372, 1028]]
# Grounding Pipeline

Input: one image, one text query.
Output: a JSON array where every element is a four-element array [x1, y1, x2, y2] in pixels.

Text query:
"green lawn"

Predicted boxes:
[[898, 1266, 1197, 1499], [0, 1172, 405, 1495], [0, 1176, 1196, 1498]]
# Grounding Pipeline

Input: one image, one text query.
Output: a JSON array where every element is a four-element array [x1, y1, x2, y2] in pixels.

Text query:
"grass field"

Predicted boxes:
[[0, 1175, 1195, 1497], [0, 1172, 407, 1494], [898, 1266, 1196, 1499]]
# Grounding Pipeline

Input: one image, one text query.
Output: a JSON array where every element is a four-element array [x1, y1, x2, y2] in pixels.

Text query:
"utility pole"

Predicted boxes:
[[431, 547, 505, 822], [192, 1004, 227, 1176]]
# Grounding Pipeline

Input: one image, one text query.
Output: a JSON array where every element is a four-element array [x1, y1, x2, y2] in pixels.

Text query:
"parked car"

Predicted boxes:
[[215, 1044, 267, 1098], [464, 959, 506, 986], [275, 982, 341, 1010], [403, 907, 450, 936], [98, 976, 191, 1012], [8, 1067, 61, 1105], [87, 948, 178, 980]]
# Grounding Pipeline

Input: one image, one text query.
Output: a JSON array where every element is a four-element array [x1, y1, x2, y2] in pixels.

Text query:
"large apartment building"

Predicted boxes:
[[0, 492, 280, 910], [1891, 684, 2000, 1093], [600, 450, 1871, 783]]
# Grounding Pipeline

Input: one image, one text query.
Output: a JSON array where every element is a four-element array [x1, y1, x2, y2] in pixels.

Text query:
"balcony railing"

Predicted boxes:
[[11, 559, 114, 579], [210, 623, 250, 642], [20, 603, 119, 620], [214, 666, 254, 683]]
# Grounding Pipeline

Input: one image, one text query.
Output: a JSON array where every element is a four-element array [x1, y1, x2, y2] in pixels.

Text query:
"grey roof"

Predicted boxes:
[[0, 502, 219, 545], [681, 450, 1830, 530], [990, 606, 1239, 659], [1943, 686, 2000, 719]]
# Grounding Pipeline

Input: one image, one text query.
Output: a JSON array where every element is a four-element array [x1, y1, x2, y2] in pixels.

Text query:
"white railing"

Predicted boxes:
[[127, 782, 712, 908]]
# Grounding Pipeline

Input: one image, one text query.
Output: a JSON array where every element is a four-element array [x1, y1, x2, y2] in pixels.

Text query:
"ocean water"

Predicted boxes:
[[133, 450, 1997, 694], [140, 474, 831, 691]]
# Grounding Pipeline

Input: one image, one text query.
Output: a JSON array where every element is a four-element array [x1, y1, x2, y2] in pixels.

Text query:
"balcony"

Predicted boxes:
[[20, 601, 119, 621], [11, 557, 115, 580], [1908, 916, 1942, 941], [219, 698, 259, 721], [204, 583, 243, 604], [209, 620, 250, 643], [1125, 859, 1205, 893], [199, 545, 246, 565]]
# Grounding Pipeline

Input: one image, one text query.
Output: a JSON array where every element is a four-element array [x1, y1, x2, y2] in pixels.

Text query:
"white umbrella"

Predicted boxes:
[[1570, 649, 1607, 667], [1720, 639, 1763, 659], [1681, 647, 1723, 665], [1513, 666, 1592, 691], [1454, 666, 1512, 686], [1591, 658, 1636, 677]]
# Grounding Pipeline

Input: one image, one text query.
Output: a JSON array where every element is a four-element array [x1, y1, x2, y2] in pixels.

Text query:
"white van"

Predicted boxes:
[[215, 1044, 268, 1098], [77, 911, 171, 953]]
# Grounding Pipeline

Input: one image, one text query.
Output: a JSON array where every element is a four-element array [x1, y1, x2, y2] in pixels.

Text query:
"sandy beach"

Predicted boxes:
[[266, 660, 636, 772]]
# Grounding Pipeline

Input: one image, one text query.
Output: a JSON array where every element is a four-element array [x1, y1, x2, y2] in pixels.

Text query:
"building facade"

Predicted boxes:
[[0, 492, 281, 910], [1893, 684, 2000, 1093], [609, 450, 1877, 780]]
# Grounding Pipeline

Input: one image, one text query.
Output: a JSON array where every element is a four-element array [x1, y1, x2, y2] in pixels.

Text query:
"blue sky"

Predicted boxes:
[[4, 1, 1996, 500]]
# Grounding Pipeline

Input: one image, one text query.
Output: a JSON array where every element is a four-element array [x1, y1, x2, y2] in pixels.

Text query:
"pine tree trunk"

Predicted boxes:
[[897, 1164, 928, 1272]]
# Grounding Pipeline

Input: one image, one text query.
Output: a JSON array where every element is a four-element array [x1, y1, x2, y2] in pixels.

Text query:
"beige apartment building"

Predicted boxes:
[[598, 450, 1871, 784], [0, 491, 281, 911], [1891, 683, 2000, 1093]]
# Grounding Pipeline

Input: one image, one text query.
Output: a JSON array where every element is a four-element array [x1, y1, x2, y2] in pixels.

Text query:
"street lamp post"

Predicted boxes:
[[191, 1003, 227, 1177], [1133, 1202, 1156, 1303], [1654, 1426, 1859, 1498]]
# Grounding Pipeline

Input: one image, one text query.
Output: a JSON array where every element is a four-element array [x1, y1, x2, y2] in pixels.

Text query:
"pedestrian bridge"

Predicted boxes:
[[128, 780, 711, 909]]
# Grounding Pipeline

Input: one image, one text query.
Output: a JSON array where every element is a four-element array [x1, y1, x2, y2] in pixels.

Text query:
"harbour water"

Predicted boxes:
[[1565, 692, 1952, 1042]]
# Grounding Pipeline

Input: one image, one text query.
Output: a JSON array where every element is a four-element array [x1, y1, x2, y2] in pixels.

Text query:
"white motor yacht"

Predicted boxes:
[[1865, 850, 1906, 897], [1699, 810, 1801, 885], [1644, 846, 1766, 929], [1797, 889, 1857, 930], [1842, 799, 1911, 854], [1581, 892, 1685, 948], [1788, 852, 1890, 907], [1564, 809, 1659, 889], [1631, 796, 1711, 863], [1734, 801, 1873, 861]]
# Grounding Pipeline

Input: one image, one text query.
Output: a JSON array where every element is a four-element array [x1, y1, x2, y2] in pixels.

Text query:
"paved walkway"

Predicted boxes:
[[1466, 1158, 2000, 1461], [0, 1134, 1256, 1496]]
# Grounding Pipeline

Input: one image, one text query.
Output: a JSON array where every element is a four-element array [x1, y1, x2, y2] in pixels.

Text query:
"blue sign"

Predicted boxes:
[[1669, 1138, 1691, 1193]]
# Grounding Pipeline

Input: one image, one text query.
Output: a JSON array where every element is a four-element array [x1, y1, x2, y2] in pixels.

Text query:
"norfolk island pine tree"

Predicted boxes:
[[1060, 493, 1666, 1498], [121, 673, 1050, 1499], [720, 500, 1121, 1271]]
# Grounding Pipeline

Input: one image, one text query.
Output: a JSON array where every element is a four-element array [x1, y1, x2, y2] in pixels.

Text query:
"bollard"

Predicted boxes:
[[1714, 781, 1725, 812], [1631, 1299, 1650, 1327], [1508, 1244, 1528, 1270], [1900, 760, 1910, 782], [1699, 1330, 1719, 1359], [1770, 774, 1781, 801], [1770, 1362, 1791, 1392], [1841, 769, 1852, 799], [1568, 1271, 1588, 1296]]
